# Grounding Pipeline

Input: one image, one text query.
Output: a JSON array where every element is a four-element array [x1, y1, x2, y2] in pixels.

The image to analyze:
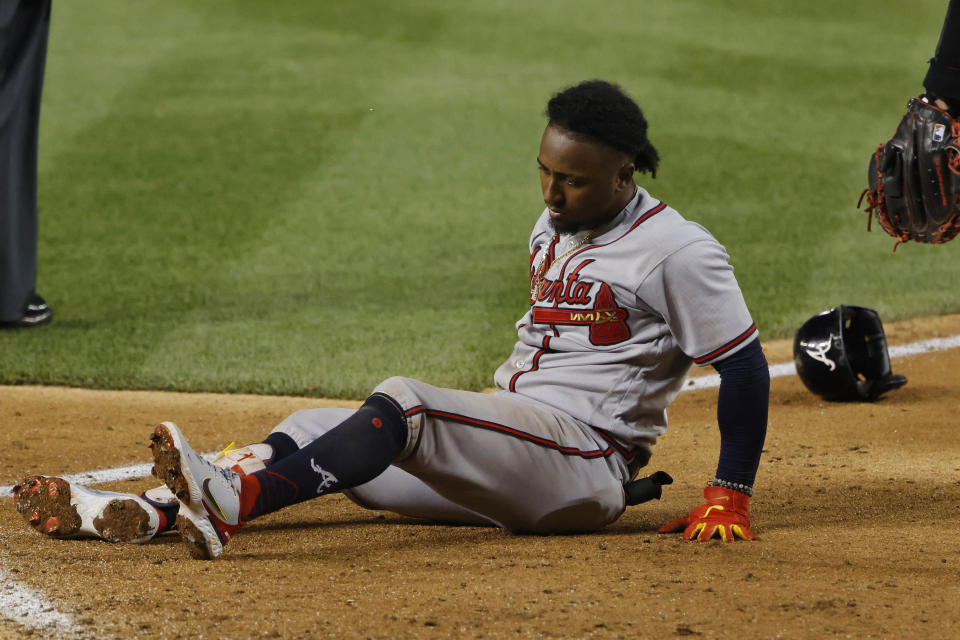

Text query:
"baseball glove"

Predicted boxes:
[[858, 95, 960, 249]]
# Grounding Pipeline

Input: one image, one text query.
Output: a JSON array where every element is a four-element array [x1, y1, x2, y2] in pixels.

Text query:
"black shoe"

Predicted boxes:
[[0, 294, 53, 329]]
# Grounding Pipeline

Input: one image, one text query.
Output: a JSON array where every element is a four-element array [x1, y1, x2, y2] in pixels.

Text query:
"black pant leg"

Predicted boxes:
[[0, 0, 51, 321]]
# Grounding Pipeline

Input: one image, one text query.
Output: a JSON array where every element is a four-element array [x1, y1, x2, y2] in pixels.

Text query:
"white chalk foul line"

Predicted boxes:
[[681, 362, 795, 392], [0, 567, 78, 636], [679, 333, 960, 392], [0, 468, 155, 638], [888, 333, 960, 358], [2, 335, 956, 496], [0, 456, 212, 637], [1, 455, 215, 498], [3, 334, 960, 495], [2, 334, 959, 497]]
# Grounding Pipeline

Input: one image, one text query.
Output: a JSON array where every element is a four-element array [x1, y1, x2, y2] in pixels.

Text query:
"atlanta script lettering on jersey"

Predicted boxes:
[[530, 259, 631, 345], [533, 259, 594, 305]]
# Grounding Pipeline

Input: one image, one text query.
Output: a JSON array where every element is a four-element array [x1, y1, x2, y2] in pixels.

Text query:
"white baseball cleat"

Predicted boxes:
[[13, 476, 162, 544], [12, 440, 269, 547], [149, 421, 246, 559]]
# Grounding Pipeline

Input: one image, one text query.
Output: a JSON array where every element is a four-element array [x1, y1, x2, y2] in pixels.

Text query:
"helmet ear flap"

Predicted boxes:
[[840, 306, 907, 400], [858, 372, 908, 401], [793, 305, 907, 402]]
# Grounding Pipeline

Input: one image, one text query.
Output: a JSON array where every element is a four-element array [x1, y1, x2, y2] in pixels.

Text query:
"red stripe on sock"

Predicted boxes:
[[239, 474, 262, 521], [153, 507, 169, 533]]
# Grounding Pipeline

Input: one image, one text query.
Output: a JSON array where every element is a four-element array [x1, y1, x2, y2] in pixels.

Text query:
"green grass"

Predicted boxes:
[[2, 0, 958, 397]]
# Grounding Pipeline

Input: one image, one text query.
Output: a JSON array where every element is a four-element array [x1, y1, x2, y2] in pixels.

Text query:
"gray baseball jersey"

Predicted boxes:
[[279, 186, 757, 533], [494, 186, 757, 452]]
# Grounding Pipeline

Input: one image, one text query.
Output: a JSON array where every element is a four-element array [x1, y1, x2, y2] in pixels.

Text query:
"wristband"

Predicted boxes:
[[709, 477, 753, 497]]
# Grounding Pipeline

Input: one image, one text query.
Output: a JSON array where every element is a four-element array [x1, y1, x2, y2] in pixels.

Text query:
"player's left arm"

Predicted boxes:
[[657, 340, 769, 541], [712, 339, 769, 496], [649, 236, 770, 541]]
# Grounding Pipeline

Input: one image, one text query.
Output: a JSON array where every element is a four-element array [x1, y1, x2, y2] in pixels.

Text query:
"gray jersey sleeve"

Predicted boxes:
[[638, 232, 757, 366]]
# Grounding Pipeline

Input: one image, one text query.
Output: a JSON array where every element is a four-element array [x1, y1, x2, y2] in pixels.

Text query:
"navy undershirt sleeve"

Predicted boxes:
[[924, 0, 960, 104], [711, 338, 770, 487]]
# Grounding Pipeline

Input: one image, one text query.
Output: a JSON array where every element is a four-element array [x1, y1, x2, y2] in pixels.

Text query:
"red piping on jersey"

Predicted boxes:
[[593, 428, 640, 462], [529, 246, 542, 272], [403, 405, 425, 418], [630, 201, 668, 229], [547, 233, 560, 259], [693, 323, 757, 365], [403, 406, 618, 460], [529, 235, 560, 279], [534, 201, 667, 290], [403, 404, 637, 462], [509, 335, 551, 392], [551, 201, 668, 271]]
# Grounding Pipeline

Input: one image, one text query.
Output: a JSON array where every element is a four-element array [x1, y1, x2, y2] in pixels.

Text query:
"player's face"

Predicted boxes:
[[537, 124, 636, 234]]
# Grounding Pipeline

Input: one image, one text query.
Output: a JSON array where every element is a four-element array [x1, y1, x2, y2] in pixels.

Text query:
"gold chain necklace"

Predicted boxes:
[[529, 231, 596, 304]]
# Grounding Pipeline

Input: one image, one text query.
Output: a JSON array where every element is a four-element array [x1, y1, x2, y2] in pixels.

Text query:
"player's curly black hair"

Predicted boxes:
[[546, 80, 660, 177]]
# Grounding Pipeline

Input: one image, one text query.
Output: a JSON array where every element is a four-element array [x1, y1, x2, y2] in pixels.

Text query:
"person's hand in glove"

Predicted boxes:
[[657, 485, 756, 541]]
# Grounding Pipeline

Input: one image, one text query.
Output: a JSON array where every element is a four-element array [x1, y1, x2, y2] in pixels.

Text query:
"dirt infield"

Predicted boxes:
[[1, 316, 959, 639]]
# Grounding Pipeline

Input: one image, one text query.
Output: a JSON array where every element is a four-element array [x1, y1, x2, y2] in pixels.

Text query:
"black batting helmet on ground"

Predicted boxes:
[[793, 305, 907, 401]]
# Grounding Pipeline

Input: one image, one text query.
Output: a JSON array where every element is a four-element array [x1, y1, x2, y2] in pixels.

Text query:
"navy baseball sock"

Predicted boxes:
[[239, 393, 408, 519], [140, 491, 180, 534]]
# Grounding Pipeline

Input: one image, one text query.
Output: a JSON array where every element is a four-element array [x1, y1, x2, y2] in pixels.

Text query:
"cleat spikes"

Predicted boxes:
[[13, 475, 160, 543], [149, 421, 242, 559]]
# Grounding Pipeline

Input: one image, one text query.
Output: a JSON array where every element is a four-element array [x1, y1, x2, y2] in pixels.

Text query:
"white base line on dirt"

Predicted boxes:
[[679, 333, 960, 392], [0, 455, 213, 637], [2, 335, 957, 499], [3, 334, 960, 496], [0, 333, 957, 636], [1, 455, 216, 498], [0, 567, 79, 636]]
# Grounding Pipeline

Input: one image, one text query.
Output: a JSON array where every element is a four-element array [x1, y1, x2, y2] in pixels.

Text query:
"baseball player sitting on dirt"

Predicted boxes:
[[15, 80, 771, 559]]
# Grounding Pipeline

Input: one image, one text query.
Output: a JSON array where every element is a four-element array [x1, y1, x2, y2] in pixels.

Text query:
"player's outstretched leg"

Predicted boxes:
[[149, 394, 408, 559], [13, 443, 270, 545], [13, 476, 175, 543]]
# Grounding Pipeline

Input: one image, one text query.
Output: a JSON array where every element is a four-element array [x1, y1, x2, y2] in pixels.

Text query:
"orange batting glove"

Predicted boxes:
[[657, 485, 756, 541]]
